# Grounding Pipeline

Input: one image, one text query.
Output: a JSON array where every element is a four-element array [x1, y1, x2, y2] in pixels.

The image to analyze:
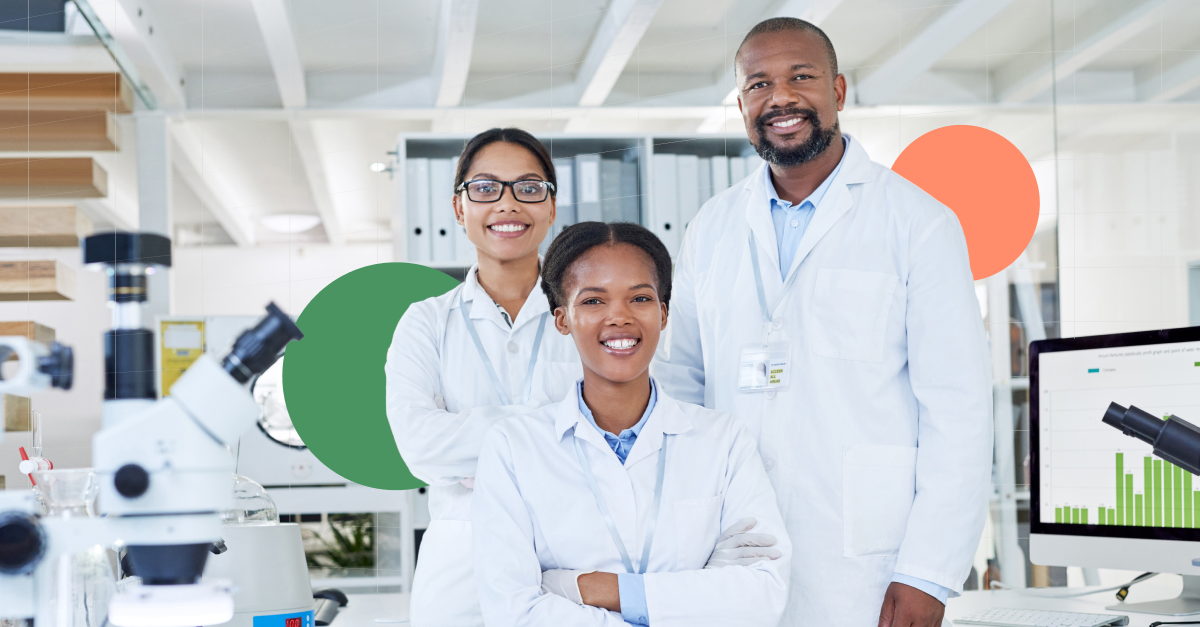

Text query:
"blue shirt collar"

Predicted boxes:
[[578, 378, 657, 464], [763, 135, 849, 210]]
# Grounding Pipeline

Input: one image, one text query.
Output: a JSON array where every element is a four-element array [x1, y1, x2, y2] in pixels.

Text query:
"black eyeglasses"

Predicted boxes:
[[457, 179, 555, 203]]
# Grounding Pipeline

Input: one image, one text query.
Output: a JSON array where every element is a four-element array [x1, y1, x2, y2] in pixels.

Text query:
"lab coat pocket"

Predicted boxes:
[[673, 496, 722, 570], [810, 268, 899, 363], [842, 445, 917, 558]]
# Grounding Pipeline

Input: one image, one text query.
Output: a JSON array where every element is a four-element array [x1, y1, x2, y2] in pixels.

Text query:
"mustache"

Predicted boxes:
[[755, 108, 820, 129]]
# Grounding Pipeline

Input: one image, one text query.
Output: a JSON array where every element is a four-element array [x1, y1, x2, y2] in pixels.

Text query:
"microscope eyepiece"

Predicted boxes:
[[1102, 402, 1200, 475], [222, 302, 303, 384]]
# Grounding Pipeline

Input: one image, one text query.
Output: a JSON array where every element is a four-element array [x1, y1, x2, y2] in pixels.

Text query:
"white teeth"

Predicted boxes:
[[489, 223, 528, 233], [603, 338, 638, 350], [772, 118, 802, 128]]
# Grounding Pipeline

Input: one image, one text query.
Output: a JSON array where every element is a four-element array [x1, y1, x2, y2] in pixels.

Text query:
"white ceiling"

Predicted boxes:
[[4, 0, 1196, 248]]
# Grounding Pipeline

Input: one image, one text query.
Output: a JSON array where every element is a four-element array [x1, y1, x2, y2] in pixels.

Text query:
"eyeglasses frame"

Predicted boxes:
[[456, 179, 557, 203]]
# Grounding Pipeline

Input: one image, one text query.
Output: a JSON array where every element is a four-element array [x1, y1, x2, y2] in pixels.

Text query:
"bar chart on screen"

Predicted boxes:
[[1038, 341, 1200, 526]]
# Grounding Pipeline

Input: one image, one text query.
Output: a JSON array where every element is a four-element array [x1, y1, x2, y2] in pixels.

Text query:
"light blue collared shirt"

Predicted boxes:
[[578, 379, 656, 625], [764, 137, 847, 279], [762, 142, 952, 605]]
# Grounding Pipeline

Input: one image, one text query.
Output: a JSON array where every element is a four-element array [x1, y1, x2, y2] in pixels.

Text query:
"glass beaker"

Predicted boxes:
[[31, 469, 115, 627], [31, 469, 97, 518]]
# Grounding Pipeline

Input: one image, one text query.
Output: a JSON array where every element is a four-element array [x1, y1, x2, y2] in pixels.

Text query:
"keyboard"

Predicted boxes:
[[954, 608, 1129, 627]]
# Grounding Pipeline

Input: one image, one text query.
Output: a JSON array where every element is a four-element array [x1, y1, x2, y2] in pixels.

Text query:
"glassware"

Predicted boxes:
[[30, 468, 115, 627], [220, 474, 279, 526]]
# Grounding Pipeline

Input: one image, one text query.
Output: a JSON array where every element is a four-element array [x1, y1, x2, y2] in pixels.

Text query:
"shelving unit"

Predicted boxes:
[[391, 134, 761, 273]]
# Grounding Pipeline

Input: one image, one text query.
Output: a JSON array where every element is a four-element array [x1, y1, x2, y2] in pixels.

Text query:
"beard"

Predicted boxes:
[[751, 108, 838, 167]]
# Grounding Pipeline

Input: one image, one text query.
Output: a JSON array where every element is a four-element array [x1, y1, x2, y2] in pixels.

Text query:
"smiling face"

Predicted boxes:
[[453, 141, 556, 264], [736, 29, 846, 167], [553, 243, 668, 386]]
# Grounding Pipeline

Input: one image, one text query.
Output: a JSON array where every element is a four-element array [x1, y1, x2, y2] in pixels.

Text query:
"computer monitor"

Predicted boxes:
[[1031, 326, 1200, 615]]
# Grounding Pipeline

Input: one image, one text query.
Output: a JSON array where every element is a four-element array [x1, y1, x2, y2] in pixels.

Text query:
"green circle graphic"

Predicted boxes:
[[283, 262, 460, 490]]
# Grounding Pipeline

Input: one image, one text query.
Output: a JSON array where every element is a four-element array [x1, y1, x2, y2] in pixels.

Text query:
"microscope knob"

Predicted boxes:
[[114, 464, 150, 498], [0, 513, 45, 575]]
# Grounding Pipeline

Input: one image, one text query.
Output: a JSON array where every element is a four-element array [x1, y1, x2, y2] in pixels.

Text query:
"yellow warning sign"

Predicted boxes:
[[161, 320, 205, 396]]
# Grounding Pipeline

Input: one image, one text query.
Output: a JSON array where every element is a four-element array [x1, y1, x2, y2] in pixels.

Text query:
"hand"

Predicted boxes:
[[705, 517, 782, 569], [877, 581, 945, 627], [540, 568, 594, 605]]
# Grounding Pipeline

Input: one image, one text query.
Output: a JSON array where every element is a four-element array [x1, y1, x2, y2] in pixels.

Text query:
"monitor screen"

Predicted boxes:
[[1031, 327, 1200, 540]]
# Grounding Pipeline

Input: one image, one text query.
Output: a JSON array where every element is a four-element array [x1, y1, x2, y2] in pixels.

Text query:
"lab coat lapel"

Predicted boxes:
[[781, 137, 875, 282], [621, 391, 693, 470], [553, 385, 614, 455], [741, 163, 782, 275]]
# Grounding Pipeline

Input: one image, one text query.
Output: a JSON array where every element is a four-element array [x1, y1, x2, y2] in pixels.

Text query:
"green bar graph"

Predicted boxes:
[[1146, 457, 1154, 526], [1117, 453, 1125, 525], [1058, 454, 1200, 528], [1156, 459, 1164, 525]]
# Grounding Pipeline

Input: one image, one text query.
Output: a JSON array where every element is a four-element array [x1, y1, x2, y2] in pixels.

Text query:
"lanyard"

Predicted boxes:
[[459, 296, 548, 406], [573, 433, 668, 575], [749, 231, 803, 327]]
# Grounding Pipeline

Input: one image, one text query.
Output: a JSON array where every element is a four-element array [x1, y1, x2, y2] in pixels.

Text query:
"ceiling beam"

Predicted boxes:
[[250, 0, 307, 108], [1139, 53, 1200, 102], [432, 0, 480, 108], [86, 0, 185, 108], [576, 0, 668, 107], [170, 123, 256, 246], [714, 0, 848, 103], [288, 119, 344, 245], [999, 0, 1159, 104], [855, 0, 1012, 106]]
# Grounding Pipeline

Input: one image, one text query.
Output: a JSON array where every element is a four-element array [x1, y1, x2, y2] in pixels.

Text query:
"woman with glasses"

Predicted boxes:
[[386, 128, 582, 627]]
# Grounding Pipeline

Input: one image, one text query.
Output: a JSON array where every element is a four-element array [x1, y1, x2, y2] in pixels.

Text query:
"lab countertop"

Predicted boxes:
[[333, 581, 1191, 626]]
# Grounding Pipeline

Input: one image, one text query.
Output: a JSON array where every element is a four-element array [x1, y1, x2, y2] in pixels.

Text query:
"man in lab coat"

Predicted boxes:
[[653, 18, 993, 627]]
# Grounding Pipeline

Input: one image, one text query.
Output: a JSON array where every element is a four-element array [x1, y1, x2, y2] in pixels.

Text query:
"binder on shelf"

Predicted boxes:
[[405, 158, 432, 263], [711, 156, 730, 194], [729, 157, 746, 186], [448, 157, 475, 266], [574, 154, 601, 223], [429, 159, 456, 263], [651, 153, 680, 256], [676, 154, 700, 230], [600, 159, 622, 223], [697, 157, 713, 206], [743, 152, 764, 177], [620, 161, 639, 224], [547, 158, 575, 253]]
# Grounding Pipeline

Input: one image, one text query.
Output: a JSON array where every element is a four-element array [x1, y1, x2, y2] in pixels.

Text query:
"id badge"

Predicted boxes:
[[737, 342, 791, 392]]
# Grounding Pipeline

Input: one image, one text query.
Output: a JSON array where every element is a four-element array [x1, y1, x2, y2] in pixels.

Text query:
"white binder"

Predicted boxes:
[[698, 157, 713, 206], [600, 159, 623, 223], [574, 154, 602, 223], [429, 159, 456, 264], [620, 161, 639, 223], [405, 158, 432, 263], [676, 154, 700, 230], [729, 157, 746, 187], [651, 153, 680, 256], [711, 155, 730, 194], [449, 157, 475, 266], [743, 153, 764, 178], [546, 158, 575, 253]]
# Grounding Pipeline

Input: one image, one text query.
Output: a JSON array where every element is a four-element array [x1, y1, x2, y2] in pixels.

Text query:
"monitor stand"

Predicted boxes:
[[1106, 575, 1200, 616]]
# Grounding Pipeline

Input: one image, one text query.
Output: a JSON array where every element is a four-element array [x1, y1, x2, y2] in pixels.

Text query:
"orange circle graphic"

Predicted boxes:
[[892, 125, 1039, 280]]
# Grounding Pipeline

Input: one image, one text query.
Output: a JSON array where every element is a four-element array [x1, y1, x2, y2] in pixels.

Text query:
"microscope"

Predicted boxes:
[[0, 232, 303, 626]]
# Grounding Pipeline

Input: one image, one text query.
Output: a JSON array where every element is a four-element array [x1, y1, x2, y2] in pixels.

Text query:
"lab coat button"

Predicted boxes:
[[764, 458, 775, 471], [506, 341, 519, 354], [765, 390, 777, 400], [771, 319, 783, 330]]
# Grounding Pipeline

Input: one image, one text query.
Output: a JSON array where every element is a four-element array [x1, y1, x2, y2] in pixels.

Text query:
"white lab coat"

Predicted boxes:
[[472, 381, 791, 627], [385, 266, 582, 627], [653, 136, 993, 625]]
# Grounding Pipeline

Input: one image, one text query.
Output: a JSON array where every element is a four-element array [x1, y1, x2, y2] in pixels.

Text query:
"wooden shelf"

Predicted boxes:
[[0, 205, 94, 247], [0, 321, 55, 342], [0, 110, 119, 151], [3, 394, 31, 432], [0, 158, 107, 199], [0, 73, 132, 113], [0, 260, 75, 301]]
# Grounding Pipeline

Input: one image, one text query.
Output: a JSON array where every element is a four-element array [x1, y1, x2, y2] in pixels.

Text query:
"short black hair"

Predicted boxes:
[[541, 222, 672, 312], [734, 17, 839, 79], [454, 127, 556, 196]]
